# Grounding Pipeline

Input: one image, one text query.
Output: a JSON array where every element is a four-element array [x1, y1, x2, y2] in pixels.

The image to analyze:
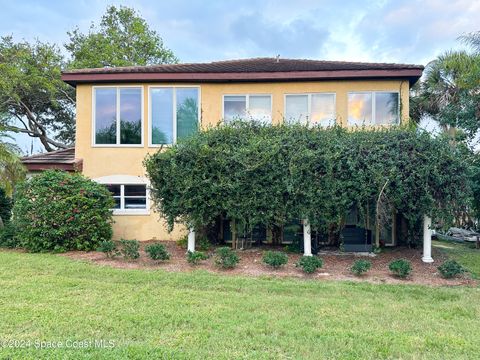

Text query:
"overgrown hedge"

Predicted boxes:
[[144, 123, 470, 239], [13, 170, 114, 252]]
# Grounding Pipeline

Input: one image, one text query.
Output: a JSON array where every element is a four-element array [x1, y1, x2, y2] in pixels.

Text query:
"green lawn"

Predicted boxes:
[[0, 252, 479, 359], [433, 239, 480, 279]]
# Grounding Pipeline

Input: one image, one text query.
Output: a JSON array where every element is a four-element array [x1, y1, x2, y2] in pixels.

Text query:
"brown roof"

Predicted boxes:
[[21, 148, 82, 172], [62, 57, 423, 85]]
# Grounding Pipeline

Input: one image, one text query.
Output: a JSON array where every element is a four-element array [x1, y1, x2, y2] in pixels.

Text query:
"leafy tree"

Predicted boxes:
[[0, 187, 12, 227], [145, 123, 470, 245], [411, 31, 480, 143], [0, 36, 75, 151], [0, 125, 26, 196], [66, 5, 178, 69]]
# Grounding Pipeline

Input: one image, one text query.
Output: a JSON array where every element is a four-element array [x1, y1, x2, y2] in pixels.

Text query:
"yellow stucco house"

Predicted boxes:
[[60, 57, 423, 249]]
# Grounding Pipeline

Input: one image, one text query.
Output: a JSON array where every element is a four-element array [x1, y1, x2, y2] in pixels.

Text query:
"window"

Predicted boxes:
[[348, 92, 399, 126], [106, 184, 148, 213], [94, 87, 143, 145], [223, 95, 272, 123], [285, 93, 335, 126], [150, 87, 199, 145]]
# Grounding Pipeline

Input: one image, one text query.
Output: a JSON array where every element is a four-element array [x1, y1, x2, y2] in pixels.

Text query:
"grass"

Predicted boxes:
[[0, 251, 479, 359], [433, 239, 480, 279]]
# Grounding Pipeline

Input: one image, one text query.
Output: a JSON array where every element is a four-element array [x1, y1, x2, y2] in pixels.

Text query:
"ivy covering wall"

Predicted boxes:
[[144, 123, 470, 241]]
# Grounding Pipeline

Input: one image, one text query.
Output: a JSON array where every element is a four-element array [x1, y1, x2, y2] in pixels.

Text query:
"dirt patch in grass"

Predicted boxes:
[[60, 241, 477, 287]]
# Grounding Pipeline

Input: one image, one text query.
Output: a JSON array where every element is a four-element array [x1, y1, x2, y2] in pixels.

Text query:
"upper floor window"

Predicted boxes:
[[348, 92, 399, 126], [150, 87, 199, 145], [94, 87, 143, 146], [285, 93, 336, 127], [223, 95, 272, 123]]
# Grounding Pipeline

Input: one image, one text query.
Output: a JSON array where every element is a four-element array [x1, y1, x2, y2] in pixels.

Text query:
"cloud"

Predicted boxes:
[[229, 13, 330, 58]]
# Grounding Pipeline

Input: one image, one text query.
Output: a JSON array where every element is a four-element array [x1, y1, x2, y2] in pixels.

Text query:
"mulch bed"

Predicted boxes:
[[60, 241, 477, 287]]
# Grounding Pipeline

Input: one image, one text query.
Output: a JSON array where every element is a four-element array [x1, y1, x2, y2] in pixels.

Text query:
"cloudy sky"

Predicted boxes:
[[1, 0, 479, 152]]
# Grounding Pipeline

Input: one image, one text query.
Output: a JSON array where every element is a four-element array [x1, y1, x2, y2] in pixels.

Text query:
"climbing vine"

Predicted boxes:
[[144, 122, 470, 240]]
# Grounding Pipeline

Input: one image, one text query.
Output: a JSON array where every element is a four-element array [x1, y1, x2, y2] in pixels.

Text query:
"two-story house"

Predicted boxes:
[[58, 58, 423, 248]]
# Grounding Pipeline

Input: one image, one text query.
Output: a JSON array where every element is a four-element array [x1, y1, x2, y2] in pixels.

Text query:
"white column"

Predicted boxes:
[[303, 219, 312, 256], [422, 215, 433, 263], [187, 228, 195, 253]]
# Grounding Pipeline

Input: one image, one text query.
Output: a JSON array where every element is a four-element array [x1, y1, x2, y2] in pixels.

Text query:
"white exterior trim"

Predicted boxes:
[[147, 85, 202, 147], [303, 219, 312, 256], [91, 85, 145, 148], [422, 215, 434, 263]]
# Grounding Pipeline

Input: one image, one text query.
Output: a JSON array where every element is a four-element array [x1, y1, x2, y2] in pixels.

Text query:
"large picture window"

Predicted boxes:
[[285, 93, 335, 127], [94, 87, 143, 145], [106, 184, 148, 213], [150, 87, 199, 145], [223, 94, 272, 123], [348, 92, 399, 126]]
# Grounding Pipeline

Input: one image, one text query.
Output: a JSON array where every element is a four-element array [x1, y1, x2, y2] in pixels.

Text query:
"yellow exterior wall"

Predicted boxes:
[[75, 79, 410, 240]]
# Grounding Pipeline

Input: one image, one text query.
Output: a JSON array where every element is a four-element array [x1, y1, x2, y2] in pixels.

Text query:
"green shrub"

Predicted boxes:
[[145, 243, 170, 261], [197, 236, 211, 251], [0, 222, 19, 248], [97, 240, 119, 258], [187, 250, 208, 265], [438, 260, 464, 279], [262, 251, 288, 268], [176, 235, 188, 249], [119, 239, 140, 260], [388, 259, 412, 278], [13, 170, 114, 252], [296, 256, 323, 274], [215, 247, 239, 269], [350, 259, 372, 276], [0, 188, 12, 224]]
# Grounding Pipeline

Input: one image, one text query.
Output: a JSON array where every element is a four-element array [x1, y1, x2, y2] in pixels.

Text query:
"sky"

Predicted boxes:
[[1, 0, 479, 153]]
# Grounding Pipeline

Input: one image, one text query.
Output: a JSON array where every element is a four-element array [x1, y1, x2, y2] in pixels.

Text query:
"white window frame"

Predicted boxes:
[[222, 94, 273, 123], [92, 85, 144, 147], [148, 85, 201, 147], [283, 93, 336, 126], [347, 91, 400, 126], [94, 175, 150, 216]]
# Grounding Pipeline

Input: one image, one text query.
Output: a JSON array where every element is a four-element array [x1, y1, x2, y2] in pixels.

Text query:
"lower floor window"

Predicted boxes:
[[106, 184, 147, 211]]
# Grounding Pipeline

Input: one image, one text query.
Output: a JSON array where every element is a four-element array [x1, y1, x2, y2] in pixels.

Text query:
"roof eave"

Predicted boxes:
[[62, 69, 423, 87]]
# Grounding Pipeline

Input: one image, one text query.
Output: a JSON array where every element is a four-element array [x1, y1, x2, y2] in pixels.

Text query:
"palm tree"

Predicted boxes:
[[410, 49, 480, 142], [0, 127, 26, 196]]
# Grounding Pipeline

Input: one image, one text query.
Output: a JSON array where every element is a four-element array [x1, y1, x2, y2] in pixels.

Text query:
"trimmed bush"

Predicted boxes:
[[350, 259, 372, 276], [97, 240, 118, 258], [13, 170, 114, 252], [215, 247, 239, 269], [119, 239, 140, 260], [0, 222, 19, 248], [145, 243, 170, 261], [262, 251, 288, 269], [187, 250, 208, 265], [296, 256, 323, 274], [389, 259, 412, 278], [438, 260, 464, 279]]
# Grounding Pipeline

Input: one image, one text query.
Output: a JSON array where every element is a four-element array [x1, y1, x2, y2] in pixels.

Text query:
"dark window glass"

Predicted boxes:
[[95, 88, 117, 144], [151, 88, 174, 144], [124, 185, 146, 197], [125, 197, 147, 209], [120, 88, 142, 144], [176, 88, 199, 140], [106, 184, 121, 197]]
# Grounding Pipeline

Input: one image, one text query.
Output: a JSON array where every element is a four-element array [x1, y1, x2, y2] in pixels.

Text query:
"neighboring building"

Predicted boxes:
[[61, 58, 423, 246], [21, 148, 82, 175]]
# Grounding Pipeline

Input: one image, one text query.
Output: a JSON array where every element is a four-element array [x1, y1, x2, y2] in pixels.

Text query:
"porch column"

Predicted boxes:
[[187, 228, 195, 253], [303, 219, 312, 256], [422, 215, 433, 263]]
